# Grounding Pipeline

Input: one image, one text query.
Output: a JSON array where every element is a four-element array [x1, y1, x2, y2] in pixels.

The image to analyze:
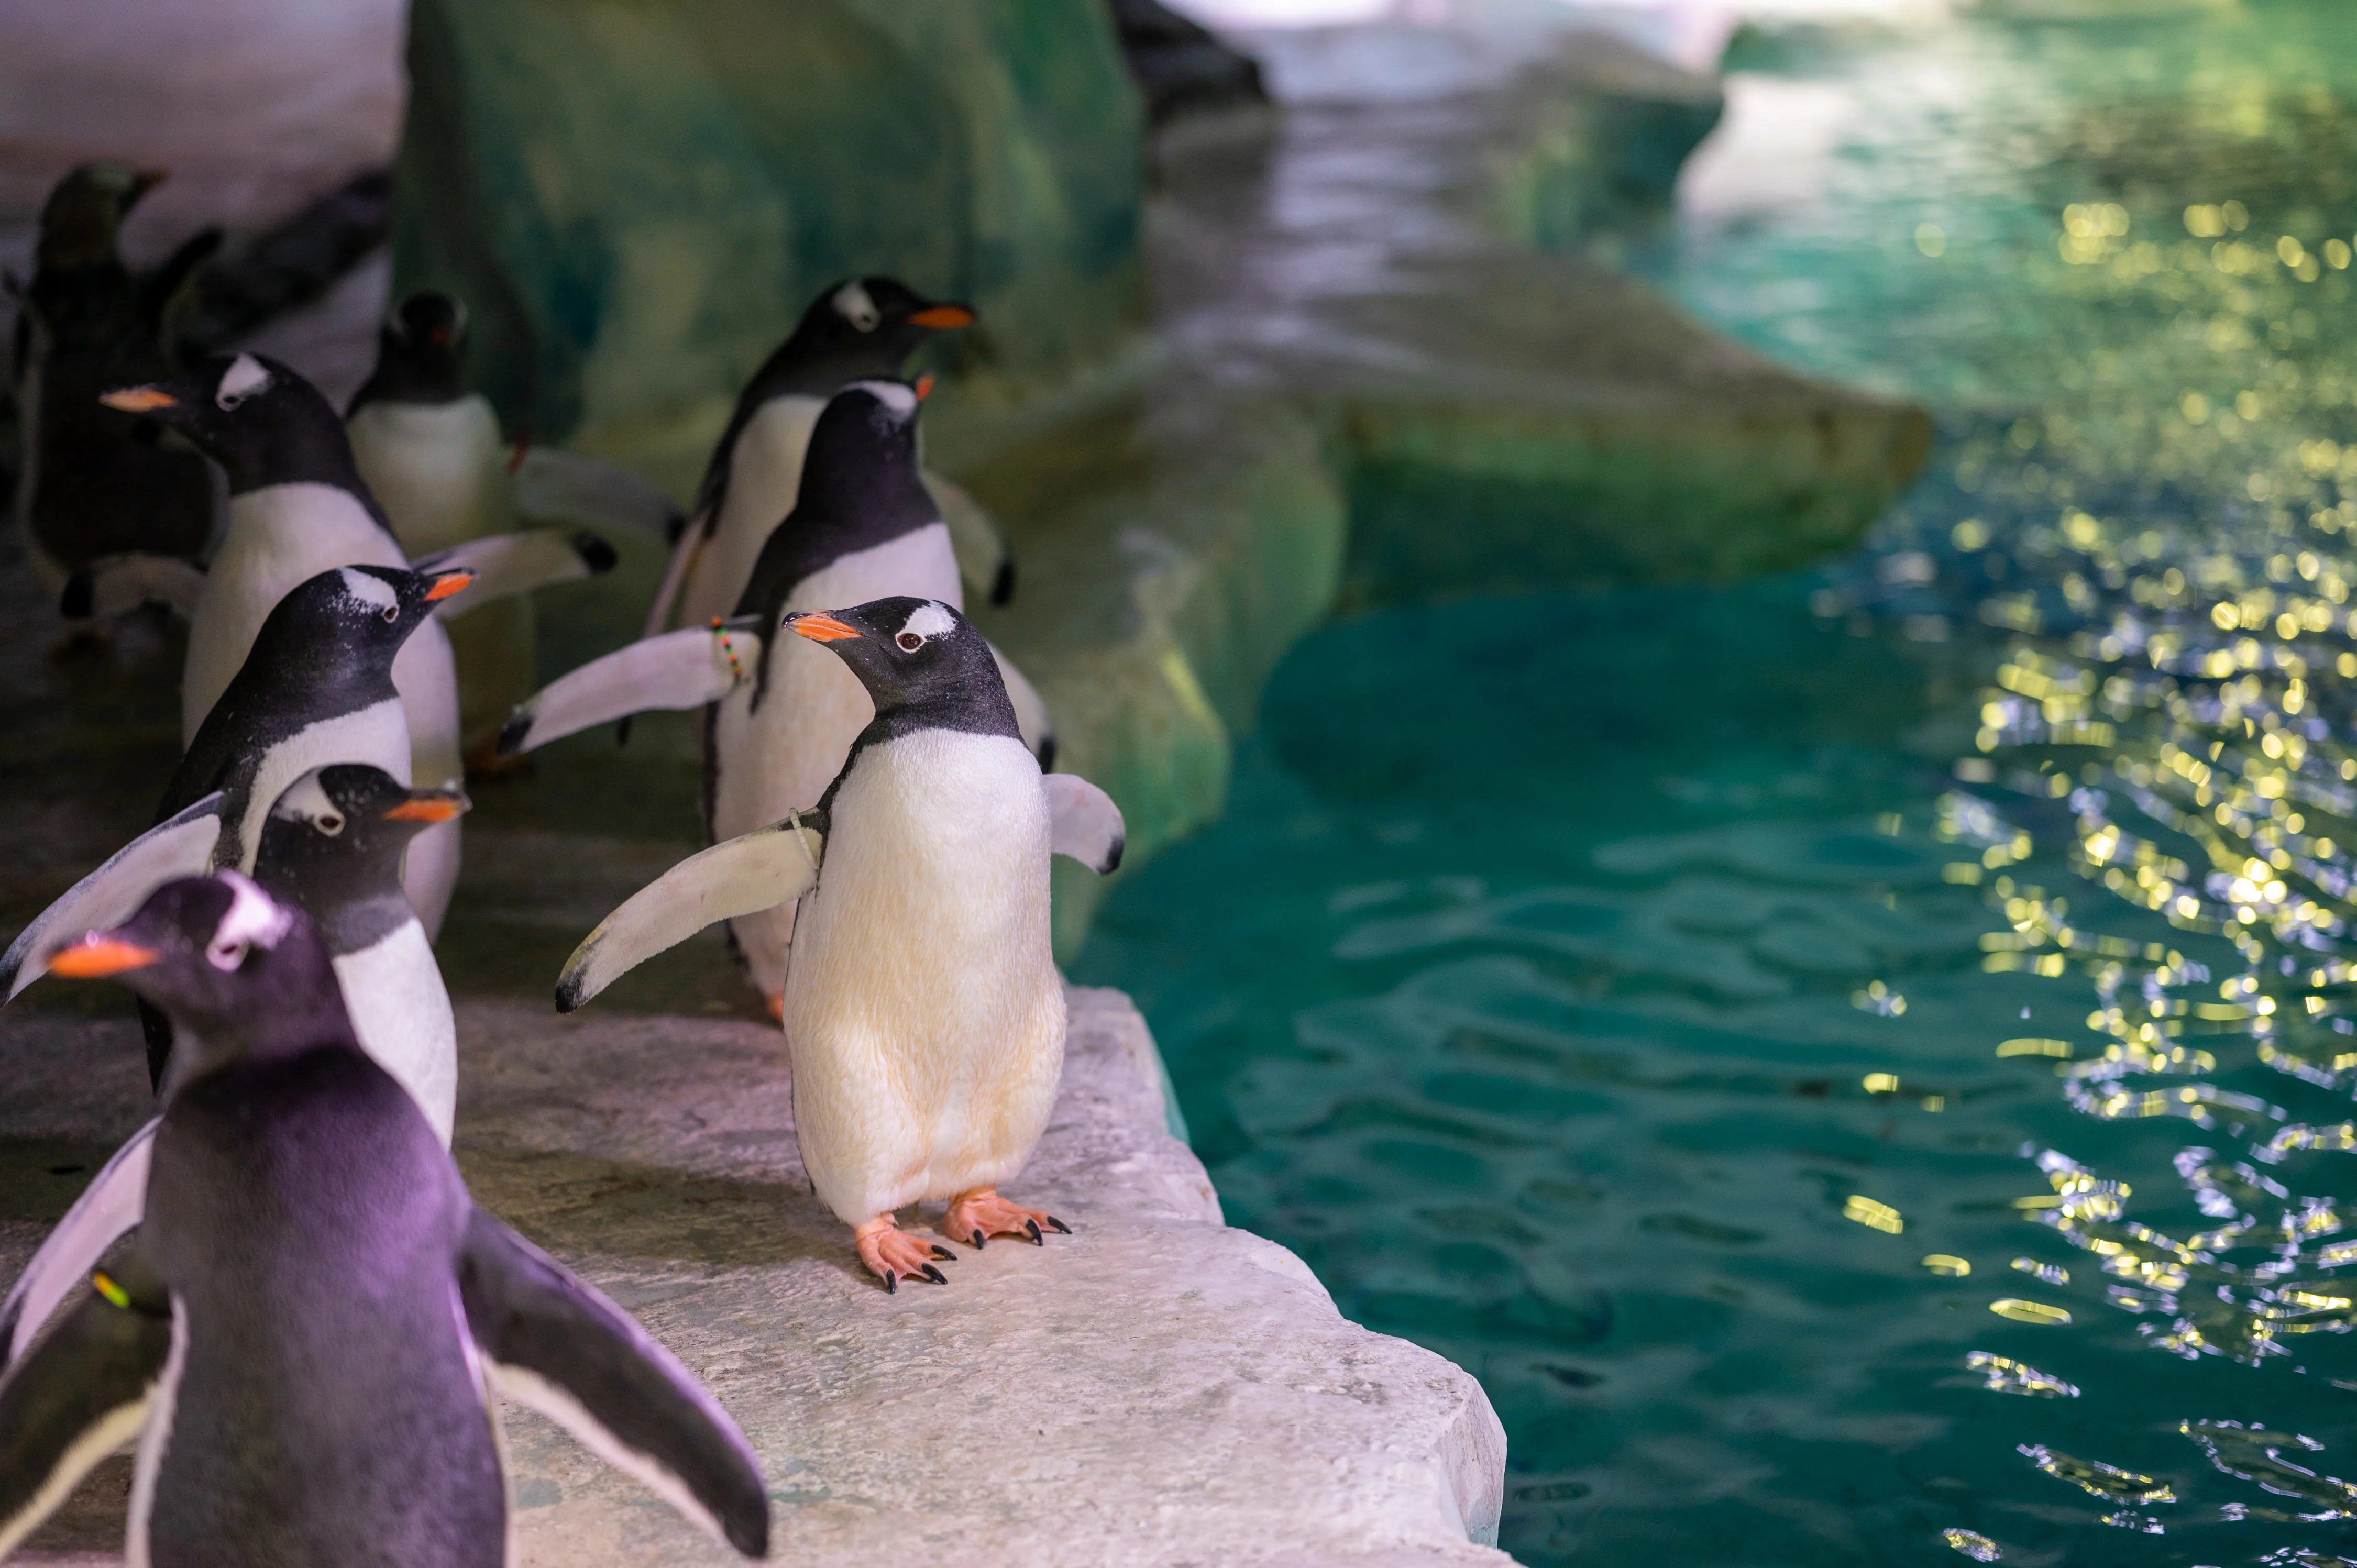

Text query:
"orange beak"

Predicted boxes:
[[908, 304, 975, 330], [47, 935, 159, 979], [788, 613, 864, 643], [423, 570, 476, 602], [100, 386, 178, 414], [913, 372, 935, 402], [385, 792, 467, 823]]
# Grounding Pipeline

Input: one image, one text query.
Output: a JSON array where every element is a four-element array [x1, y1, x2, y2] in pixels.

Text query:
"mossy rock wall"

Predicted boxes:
[[392, 0, 1147, 450]]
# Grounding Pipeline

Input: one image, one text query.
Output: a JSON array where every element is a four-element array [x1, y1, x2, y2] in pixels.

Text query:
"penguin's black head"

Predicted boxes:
[[752, 278, 975, 395], [798, 378, 938, 527], [45, 873, 352, 1067], [349, 292, 470, 413], [249, 564, 475, 673], [37, 161, 163, 270], [98, 352, 362, 495], [785, 596, 1019, 739], [256, 767, 467, 952], [799, 277, 975, 358]]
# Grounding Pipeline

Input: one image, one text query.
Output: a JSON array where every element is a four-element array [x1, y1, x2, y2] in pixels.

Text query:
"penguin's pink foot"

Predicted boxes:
[[853, 1215, 954, 1293], [942, 1187, 1071, 1250], [763, 991, 784, 1024]]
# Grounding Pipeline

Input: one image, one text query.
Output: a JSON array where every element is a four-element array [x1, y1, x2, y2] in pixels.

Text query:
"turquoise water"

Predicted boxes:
[[1075, 5, 2357, 1564]]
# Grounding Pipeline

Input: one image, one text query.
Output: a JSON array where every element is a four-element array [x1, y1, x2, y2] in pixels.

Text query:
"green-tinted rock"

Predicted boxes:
[[391, 0, 1147, 450]]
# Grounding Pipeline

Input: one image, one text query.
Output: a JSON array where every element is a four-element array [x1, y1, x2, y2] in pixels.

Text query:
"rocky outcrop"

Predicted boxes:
[[390, 0, 1148, 448], [387, 6, 1929, 903], [1106, 0, 1270, 126]]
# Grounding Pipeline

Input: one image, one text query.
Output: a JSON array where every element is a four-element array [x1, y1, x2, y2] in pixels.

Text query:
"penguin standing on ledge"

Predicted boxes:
[[646, 276, 1013, 634], [0, 765, 468, 1366], [12, 162, 220, 598], [0, 875, 770, 1564], [495, 383, 1054, 1012], [554, 598, 1124, 1289], [90, 354, 612, 931], [347, 292, 680, 762]]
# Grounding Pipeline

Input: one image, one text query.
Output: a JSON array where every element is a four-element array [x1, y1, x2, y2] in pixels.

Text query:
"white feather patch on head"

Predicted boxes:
[[213, 871, 294, 953], [832, 281, 880, 332], [900, 601, 956, 641], [845, 378, 917, 418], [338, 566, 399, 614], [269, 769, 339, 824], [216, 353, 271, 408]]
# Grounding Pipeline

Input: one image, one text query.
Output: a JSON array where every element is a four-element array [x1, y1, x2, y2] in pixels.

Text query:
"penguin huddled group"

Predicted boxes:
[[2, 161, 1126, 1562]]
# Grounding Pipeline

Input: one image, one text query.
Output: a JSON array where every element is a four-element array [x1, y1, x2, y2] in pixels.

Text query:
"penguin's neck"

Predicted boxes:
[[224, 480, 400, 556], [222, 419, 380, 506], [255, 846, 414, 957]]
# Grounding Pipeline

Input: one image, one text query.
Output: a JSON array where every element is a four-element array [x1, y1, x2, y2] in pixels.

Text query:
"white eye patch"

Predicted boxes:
[[899, 602, 956, 642], [845, 378, 917, 417], [833, 280, 880, 332], [338, 567, 400, 616], [209, 871, 293, 968], [216, 353, 272, 408], [269, 770, 339, 825]]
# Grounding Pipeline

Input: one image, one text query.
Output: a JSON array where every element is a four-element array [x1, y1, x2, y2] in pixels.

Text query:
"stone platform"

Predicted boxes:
[[2, 977, 1505, 1567]]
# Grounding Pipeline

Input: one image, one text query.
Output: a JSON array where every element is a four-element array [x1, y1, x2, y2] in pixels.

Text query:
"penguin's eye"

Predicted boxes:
[[216, 390, 248, 411], [206, 937, 249, 973], [846, 302, 880, 331], [381, 604, 400, 623], [896, 631, 924, 652], [316, 813, 344, 837]]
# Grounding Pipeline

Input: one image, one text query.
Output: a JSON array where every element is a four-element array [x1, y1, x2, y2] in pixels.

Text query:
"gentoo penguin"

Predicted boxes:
[[80, 560, 467, 1086], [347, 291, 680, 759], [646, 277, 1013, 635], [0, 874, 769, 1563], [91, 352, 604, 931], [498, 382, 1054, 1011], [12, 162, 221, 599], [554, 597, 1125, 1289], [0, 766, 467, 1365]]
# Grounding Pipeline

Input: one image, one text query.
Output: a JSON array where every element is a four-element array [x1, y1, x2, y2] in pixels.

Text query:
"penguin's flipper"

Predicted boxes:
[[2, 795, 224, 1002], [499, 622, 761, 758], [557, 812, 824, 1012], [60, 553, 206, 622], [0, 1121, 157, 1365], [458, 1207, 769, 1558], [510, 448, 685, 542], [0, 1257, 173, 1561], [1044, 774, 1125, 875], [924, 470, 1018, 607], [416, 528, 619, 614], [988, 642, 1056, 771], [640, 509, 712, 638]]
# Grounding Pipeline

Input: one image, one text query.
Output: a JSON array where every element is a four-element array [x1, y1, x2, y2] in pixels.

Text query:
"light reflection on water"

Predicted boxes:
[[1082, 3, 2357, 1564]]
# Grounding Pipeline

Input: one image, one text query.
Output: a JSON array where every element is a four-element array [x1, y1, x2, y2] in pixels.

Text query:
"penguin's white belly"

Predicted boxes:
[[780, 730, 1064, 1223], [334, 920, 457, 1146], [711, 523, 965, 995], [680, 396, 823, 626], [183, 483, 410, 740], [348, 396, 513, 554], [224, 698, 412, 873]]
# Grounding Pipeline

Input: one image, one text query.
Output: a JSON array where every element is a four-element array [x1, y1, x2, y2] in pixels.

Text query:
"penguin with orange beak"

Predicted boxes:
[[0, 765, 470, 1365], [643, 276, 1013, 635]]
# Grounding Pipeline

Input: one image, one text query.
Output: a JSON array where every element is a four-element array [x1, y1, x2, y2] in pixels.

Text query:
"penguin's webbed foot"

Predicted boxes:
[[942, 1188, 1070, 1251], [854, 1214, 953, 1291]]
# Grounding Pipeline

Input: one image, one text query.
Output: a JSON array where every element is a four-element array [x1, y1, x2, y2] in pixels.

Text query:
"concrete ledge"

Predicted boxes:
[[4, 986, 1506, 1567]]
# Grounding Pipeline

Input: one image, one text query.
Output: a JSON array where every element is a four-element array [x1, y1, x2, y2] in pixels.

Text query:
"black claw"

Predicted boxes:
[[930, 1245, 956, 1261], [1026, 1218, 1044, 1245], [922, 1264, 947, 1284], [972, 1229, 987, 1250], [884, 1270, 898, 1294], [1045, 1216, 1072, 1234]]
